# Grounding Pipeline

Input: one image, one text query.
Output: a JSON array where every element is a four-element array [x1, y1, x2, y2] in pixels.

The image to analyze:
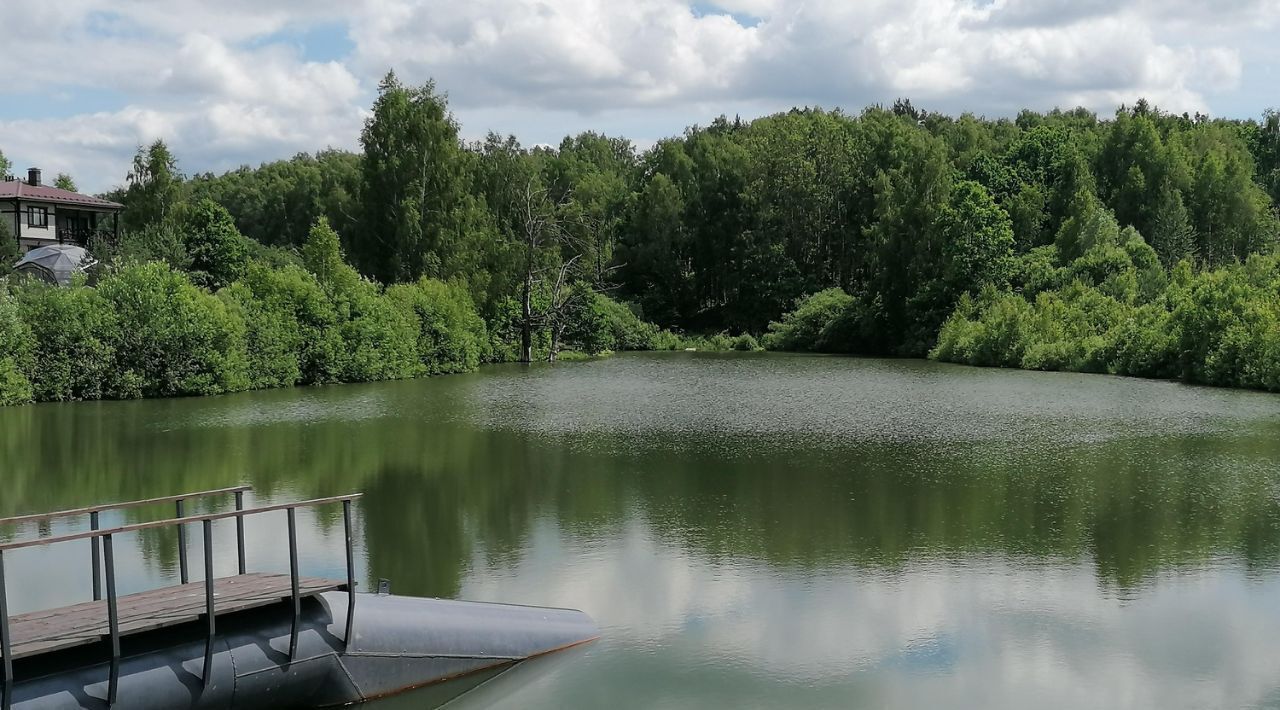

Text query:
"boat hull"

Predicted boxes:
[[6, 593, 598, 709]]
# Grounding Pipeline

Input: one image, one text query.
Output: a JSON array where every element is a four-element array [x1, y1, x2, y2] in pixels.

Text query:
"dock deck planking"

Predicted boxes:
[[3, 573, 344, 660]]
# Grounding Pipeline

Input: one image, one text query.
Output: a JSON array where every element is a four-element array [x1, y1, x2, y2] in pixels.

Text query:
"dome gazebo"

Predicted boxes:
[[13, 244, 98, 286]]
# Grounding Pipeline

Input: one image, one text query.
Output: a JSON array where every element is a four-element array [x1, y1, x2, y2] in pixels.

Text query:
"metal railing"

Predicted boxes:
[[54, 227, 109, 246], [0, 486, 253, 600], [0, 493, 361, 709]]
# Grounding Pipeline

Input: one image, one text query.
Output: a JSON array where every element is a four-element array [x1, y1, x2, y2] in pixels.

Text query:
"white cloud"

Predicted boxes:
[[0, 26, 365, 190], [0, 0, 1274, 191], [349, 0, 762, 110]]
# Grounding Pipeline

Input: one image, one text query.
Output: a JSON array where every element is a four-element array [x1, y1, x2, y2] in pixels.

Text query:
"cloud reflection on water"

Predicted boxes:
[[452, 516, 1280, 710]]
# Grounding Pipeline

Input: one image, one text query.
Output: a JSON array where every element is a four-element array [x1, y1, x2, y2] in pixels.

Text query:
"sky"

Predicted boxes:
[[1, 0, 1277, 193]]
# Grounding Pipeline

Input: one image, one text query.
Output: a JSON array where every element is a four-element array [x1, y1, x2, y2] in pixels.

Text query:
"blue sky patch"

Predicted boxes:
[[690, 2, 762, 28], [247, 21, 355, 63]]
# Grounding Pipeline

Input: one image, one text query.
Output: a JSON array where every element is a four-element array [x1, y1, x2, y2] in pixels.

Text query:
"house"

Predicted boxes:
[[0, 168, 122, 254]]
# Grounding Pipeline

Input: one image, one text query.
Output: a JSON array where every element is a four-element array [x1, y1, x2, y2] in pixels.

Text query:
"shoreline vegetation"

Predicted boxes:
[[1, 75, 1278, 405], [0, 218, 739, 406]]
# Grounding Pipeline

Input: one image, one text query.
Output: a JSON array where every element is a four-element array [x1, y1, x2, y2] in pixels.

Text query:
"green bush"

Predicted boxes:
[[0, 210, 673, 406], [651, 329, 688, 351], [239, 263, 344, 386], [731, 333, 760, 351], [96, 262, 250, 398], [1011, 245, 1065, 298], [1170, 254, 1280, 390], [301, 218, 418, 381], [219, 277, 305, 390], [646, 329, 746, 352], [1098, 304, 1179, 379], [332, 278, 418, 382], [548, 286, 658, 356], [13, 281, 117, 401], [0, 223, 18, 278], [555, 350, 604, 362], [387, 278, 488, 375], [703, 332, 735, 351], [933, 289, 1034, 367], [933, 228, 1280, 392], [0, 286, 34, 405], [763, 289, 856, 352], [591, 293, 659, 352], [107, 222, 191, 271], [485, 295, 551, 362]]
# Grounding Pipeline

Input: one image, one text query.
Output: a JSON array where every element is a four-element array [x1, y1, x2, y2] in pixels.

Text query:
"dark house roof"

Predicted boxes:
[[0, 180, 123, 210]]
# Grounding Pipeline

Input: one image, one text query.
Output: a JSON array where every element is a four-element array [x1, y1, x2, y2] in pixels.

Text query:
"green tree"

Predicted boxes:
[[123, 140, 183, 232], [547, 132, 636, 288], [1096, 106, 1189, 240], [1147, 181, 1196, 266], [859, 115, 956, 354], [619, 173, 694, 326], [53, 173, 77, 192], [1183, 129, 1279, 265], [180, 199, 251, 290], [1252, 110, 1280, 205], [0, 220, 17, 277], [302, 217, 360, 293], [356, 72, 486, 283], [187, 150, 361, 248], [938, 180, 1016, 299], [471, 133, 544, 313]]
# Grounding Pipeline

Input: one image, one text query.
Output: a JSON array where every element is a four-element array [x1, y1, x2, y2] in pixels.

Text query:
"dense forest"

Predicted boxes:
[[1, 72, 1279, 404]]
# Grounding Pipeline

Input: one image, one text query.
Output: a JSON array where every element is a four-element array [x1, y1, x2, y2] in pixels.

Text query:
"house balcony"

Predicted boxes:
[[55, 226, 111, 247]]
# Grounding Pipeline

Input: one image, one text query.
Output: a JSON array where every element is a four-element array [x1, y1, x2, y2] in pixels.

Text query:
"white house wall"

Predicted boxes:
[[18, 199, 58, 243], [1, 200, 74, 253]]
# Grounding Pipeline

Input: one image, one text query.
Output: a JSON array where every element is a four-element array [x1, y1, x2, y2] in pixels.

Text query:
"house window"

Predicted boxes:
[[27, 206, 49, 228]]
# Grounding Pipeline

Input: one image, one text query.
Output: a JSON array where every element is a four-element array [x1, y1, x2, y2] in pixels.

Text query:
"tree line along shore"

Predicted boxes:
[[1, 74, 1278, 405]]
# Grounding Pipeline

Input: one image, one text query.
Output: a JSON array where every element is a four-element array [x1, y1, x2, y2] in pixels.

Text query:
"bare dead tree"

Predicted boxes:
[[516, 178, 627, 363], [545, 254, 583, 362], [516, 179, 570, 363]]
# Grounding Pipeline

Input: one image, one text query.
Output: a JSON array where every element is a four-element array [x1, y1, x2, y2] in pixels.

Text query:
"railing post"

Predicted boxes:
[[103, 534, 120, 705], [202, 520, 215, 688], [1, 549, 12, 710], [90, 510, 102, 602], [234, 491, 246, 576], [343, 500, 356, 650], [175, 499, 188, 585], [287, 508, 300, 661]]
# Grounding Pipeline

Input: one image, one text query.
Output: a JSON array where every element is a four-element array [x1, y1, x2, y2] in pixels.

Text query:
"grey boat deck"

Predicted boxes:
[[4, 573, 344, 660]]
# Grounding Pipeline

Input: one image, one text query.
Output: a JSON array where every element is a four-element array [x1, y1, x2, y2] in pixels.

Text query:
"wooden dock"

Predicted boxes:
[[0, 489, 361, 709], [6, 573, 345, 660]]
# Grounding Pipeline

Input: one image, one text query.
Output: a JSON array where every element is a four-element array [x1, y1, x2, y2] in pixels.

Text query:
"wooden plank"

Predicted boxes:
[[8, 576, 344, 658], [8, 575, 334, 637], [3, 574, 345, 660], [11, 573, 290, 624], [9, 575, 336, 630]]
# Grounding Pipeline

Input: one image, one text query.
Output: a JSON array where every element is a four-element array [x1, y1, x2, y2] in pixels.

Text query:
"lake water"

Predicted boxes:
[[4, 352, 1280, 709]]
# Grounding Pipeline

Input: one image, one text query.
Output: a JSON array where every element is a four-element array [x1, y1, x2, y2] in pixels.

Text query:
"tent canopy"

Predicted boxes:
[[14, 245, 98, 286]]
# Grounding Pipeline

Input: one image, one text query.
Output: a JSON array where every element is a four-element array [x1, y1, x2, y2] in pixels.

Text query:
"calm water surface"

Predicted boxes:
[[4, 353, 1280, 709]]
